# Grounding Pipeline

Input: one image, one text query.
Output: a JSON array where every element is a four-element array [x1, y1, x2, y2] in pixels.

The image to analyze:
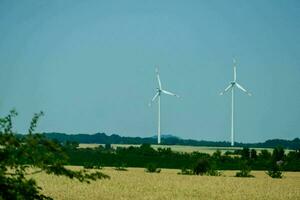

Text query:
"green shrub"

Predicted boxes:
[[178, 167, 193, 175], [83, 163, 95, 169], [235, 162, 254, 177], [206, 169, 222, 176], [267, 162, 283, 178], [114, 164, 128, 171], [94, 165, 103, 170], [267, 170, 282, 178], [145, 163, 161, 173], [193, 158, 210, 175], [83, 163, 103, 170], [235, 169, 254, 177]]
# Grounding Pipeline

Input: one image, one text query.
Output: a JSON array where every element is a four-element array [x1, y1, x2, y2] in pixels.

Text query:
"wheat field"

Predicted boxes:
[[78, 143, 287, 154], [32, 167, 300, 200]]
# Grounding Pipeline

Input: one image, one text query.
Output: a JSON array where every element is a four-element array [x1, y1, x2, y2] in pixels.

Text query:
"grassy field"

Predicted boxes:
[[32, 167, 300, 200], [78, 143, 281, 154]]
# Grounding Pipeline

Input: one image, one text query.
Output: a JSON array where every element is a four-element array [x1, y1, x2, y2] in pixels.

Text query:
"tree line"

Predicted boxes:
[[63, 142, 300, 171]]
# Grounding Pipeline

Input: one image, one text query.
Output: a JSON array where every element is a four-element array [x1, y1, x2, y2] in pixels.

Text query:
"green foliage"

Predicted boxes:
[[114, 163, 128, 171], [63, 144, 300, 172], [235, 169, 253, 177], [177, 167, 194, 175], [272, 147, 285, 161], [241, 148, 250, 159], [83, 163, 95, 169], [178, 165, 222, 176], [83, 163, 103, 170], [212, 150, 222, 159], [28, 111, 44, 135], [235, 162, 254, 177], [94, 165, 103, 170], [259, 150, 272, 160], [250, 149, 257, 159], [105, 143, 112, 150], [267, 162, 283, 178], [224, 151, 235, 156], [284, 150, 300, 171], [145, 163, 161, 173], [206, 168, 222, 176], [64, 141, 79, 149], [0, 175, 52, 200], [193, 158, 210, 175], [0, 110, 110, 200]]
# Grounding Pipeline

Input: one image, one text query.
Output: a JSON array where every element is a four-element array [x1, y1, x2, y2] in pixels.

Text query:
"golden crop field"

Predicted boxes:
[[78, 143, 283, 155], [32, 167, 300, 200]]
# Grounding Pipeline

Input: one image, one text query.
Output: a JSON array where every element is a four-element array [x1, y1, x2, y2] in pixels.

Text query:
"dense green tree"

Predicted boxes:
[[259, 150, 272, 160], [193, 158, 210, 175], [0, 110, 109, 200], [212, 150, 222, 159], [272, 147, 285, 161], [250, 149, 257, 159], [241, 148, 250, 159]]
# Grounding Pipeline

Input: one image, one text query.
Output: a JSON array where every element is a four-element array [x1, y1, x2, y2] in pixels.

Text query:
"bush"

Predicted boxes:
[[206, 169, 222, 176], [94, 165, 103, 170], [178, 166, 221, 176], [84, 163, 103, 170], [193, 158, 210, 175], [235, 168, 254, 177], [145, 163, 161, 173], [83, 163, 95, 169], [267, 162, 283, 178], [235, 162, 254, 177], [177, 167, 193, 175], [241, 148, 250, 159], [114, 164, 128, 171]]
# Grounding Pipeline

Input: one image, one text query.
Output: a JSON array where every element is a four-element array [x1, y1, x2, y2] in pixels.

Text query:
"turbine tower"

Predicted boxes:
[[149, 67, 179, 144], [220, 58, 252, 146]]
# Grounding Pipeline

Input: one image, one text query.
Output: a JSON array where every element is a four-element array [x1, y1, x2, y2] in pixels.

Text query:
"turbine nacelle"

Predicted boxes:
[[150, 68, 180, 104]]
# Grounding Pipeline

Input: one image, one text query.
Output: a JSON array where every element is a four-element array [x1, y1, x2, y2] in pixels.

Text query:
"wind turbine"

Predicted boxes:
[[149, 67, 179, 144], [220, 58, 252, 146]]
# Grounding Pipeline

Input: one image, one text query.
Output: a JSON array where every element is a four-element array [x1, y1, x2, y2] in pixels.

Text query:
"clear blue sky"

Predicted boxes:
[[0, 1, 299, 142]]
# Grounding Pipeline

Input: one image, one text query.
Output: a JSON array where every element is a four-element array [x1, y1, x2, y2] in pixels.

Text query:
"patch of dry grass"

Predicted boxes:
[[32, 167, 300, 200]]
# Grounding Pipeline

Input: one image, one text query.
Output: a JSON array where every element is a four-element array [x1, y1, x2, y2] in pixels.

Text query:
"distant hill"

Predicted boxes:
[[42, 132, 300, 150], [149, 134, 181, 139]]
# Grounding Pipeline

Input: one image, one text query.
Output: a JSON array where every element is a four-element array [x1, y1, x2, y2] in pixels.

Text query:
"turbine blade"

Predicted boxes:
[[149, 92, 159, 106], [220, 84, 233, 95], [156, 68, 162, 90], [236, 83, 252, 96], [233, 58, 237, 81], [162, 90, 179, 97], [234, 66, 237, 82]]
